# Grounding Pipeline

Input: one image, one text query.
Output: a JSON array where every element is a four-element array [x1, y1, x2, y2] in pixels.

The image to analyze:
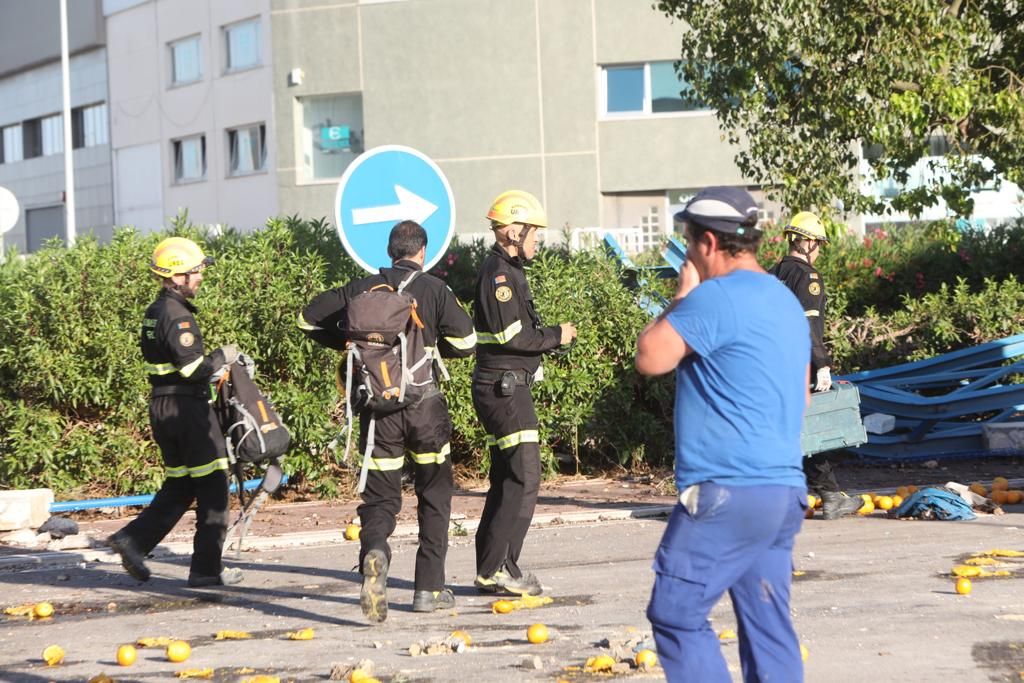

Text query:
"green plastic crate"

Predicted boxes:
[[801, 383, 868, 456]]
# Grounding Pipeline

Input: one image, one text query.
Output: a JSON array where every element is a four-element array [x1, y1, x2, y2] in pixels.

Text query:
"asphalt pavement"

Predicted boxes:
[[3, 496, 1024, 681]]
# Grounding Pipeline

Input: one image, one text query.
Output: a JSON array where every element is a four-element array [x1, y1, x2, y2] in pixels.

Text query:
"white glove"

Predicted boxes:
[[219, 344, 240, 366], [814, 366, 833, 392]]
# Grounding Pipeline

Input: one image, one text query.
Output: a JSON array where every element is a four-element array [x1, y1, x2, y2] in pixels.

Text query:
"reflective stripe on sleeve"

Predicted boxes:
[[485, 429, 539, 450], [410, 443, 451, 465], [297, 312, 322, 331], [179, 356, 204, 378], [805, 310, 820, 317], [476, 320, 523, 345], [443, 331, 477, 350], [146, 362, 177, 376], [165, 465, 188, 478], [188, 457, 229, 478]]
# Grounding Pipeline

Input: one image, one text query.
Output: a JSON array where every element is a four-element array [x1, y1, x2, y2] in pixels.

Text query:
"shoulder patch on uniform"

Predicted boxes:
[[179, 331, 195, 347], [494, 274, 507, 284], [808, 273, 819, 280], [495, 285, 513, 302], [177, 321, 191, 329], [808, 282, 821, 296]]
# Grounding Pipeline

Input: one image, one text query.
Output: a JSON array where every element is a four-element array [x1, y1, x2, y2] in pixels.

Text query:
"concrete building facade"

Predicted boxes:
[[269, 0, 756, 242], [103, 0, 278, 233], [0, 0, 114, 253]]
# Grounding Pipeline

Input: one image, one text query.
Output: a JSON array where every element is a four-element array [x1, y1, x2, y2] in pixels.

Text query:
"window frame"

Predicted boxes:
[[172, 134, 207, 184], [223, 18, 261, 74], [599, 61, 713, 121], [169, 34, 203, 87], [1, 123, 23, 164], [226, 122, 267, 177]]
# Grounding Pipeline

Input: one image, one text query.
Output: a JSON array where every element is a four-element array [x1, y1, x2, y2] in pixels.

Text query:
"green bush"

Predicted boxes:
[[0, 219, 671, 498]]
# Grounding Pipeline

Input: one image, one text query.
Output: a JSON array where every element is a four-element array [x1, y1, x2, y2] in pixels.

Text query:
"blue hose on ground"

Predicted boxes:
[[49, 475, 289, 513]]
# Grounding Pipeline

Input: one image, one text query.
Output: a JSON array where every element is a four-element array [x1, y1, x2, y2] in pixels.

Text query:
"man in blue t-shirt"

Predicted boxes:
[[636, 186, 810, 683]]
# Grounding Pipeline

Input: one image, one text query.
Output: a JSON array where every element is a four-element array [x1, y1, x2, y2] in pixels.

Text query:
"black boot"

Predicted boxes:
[[821, 491, 863, 520], [107, 530, 151, 582]]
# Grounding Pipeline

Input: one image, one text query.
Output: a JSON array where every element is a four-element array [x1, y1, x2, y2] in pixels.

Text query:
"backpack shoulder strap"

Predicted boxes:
[[397, 269, 420, 293]]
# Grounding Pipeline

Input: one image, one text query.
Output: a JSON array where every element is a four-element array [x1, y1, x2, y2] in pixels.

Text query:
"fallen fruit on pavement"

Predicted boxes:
[[527, 623, 549, 644], [344, 524, 361, 541], [287, 627, 315, 640], [492, 600, 515, 614], [88, 675, 114, 683], [801, 644, 809, 662], [876, 496, 894, 511], [635, 649, 658, 668], [175, 668, 214, 679], [450, 630, 471, 646], [585, 655, 616, 672], [857, 495, 874, 515], [891, 494, 904, 508], [137, 636, 174, 648], [42, 644, 65, 666], [1006, 490, 1023, 504], [214, 630, 252, 640], [116, 644, 137, 666], [33, 602, 55, 618], [952, 565, 982, 578], [718, 629, 737, 640], [956, 577, 972, 595], [166, 640, 191, 663], [240, 676, 279, 683], [349, 668, 370, 683], [992, 476, 1009, 490]]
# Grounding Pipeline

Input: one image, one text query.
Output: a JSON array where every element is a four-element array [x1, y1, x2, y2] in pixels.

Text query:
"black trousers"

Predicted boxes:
[[803, 453, 840, 495], [120, 395, 229, 578], [356, 393, 453, 592], [471, 374, 541, 579]]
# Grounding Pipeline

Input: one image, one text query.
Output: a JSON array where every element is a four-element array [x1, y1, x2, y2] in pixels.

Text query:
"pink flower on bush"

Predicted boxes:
[[770, 235, 783, 243], [876, 230, 889, 240], [915, 272, 925, 290], [446, 253, 458, 266], [958, 249, 972, 263], [874, 266, 884, 277], [862, 257, 874, 268], [863, 237, 873, 249]]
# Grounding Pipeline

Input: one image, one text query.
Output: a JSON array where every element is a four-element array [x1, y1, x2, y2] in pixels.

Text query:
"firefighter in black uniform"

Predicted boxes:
[[472, 190, 577, 596], [107, 237, 243, 587], [770, 212, 861, 520], [298, 221, 476, 623]]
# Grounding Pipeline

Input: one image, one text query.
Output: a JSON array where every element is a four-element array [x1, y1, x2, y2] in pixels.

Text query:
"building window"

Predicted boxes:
[[227, 123, 266, 176], [601, 61, 708, 117], [71, 103, 109, 149], [298, 94, 364, 181], [170, 35, 202, 85], [1, 124, 23, 163], [224, 18, 260, 72], [22, 118, 43, 158], [41, 114, 64, 156], [173, 135, 206, 182]]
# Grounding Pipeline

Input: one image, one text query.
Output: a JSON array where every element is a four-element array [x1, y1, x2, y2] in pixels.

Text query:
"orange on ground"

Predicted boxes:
[[636, 649, 658, 668], [450, 630, 471, 646], [33, 601, 54, 618], [42, 645, 64, 666], [876, 495, 894, 511], [895, 486, 909, 498], [166, 639, 191, 663], [991, 489, 1009, 505], [955, 577, 972, 595], [857, 494, 874, 515], [892, 494, 904, 508], [349, 669, 370, 683], [969, 482, 987, 497], [492, 600, 515, 614], [116, 644, 137, 666], [527, 623, 549, 644], [991, 477, 1009, 491], [806, 494, 816, 509], [907, 485, 918, 494], [1006, 490, 1023, 505], [344, 524, 360, 541]]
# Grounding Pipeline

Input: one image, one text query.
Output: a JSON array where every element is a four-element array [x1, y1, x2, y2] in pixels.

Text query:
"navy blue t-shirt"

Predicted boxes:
[[665, 269, 809, 489]]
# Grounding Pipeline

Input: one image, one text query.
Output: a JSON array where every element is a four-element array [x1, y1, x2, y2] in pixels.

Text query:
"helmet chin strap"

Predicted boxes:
[[508, 225, 536, 262], [168, 272, 199, 298], [792, 238, 819, 259]]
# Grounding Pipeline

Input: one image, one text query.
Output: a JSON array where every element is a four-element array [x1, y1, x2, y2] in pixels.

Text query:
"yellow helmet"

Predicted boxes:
[[784, 211, 828, 242], [486, 190, 548, 228], [150, 237, 213, 278]]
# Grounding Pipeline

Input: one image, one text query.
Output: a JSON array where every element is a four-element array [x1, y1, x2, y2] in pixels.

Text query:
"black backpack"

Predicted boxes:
[[214, 356, 290, 557]]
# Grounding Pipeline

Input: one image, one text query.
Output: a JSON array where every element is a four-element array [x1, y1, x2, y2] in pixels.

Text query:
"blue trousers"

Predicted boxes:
[[647, 483, 807, 683]]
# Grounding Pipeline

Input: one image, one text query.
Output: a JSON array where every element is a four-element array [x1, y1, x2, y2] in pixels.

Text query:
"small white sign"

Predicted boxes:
[[0, 186, 19, 235]]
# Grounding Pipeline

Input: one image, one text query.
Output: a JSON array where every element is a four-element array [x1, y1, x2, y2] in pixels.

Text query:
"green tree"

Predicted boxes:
[[656, 0, 1024, 218]]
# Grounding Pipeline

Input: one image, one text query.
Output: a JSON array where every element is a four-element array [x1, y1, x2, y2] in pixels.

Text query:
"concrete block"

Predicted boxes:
[[982, 423, 1024, 452], [864, 413, 896, 434], [0, 489, 54, 531]]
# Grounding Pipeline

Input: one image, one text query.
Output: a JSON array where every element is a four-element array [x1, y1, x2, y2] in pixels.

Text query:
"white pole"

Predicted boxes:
[[59, 0, 76, 246]]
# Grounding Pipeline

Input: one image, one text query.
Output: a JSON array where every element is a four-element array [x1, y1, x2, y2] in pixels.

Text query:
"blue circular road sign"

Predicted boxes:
[[334, 145, 456, 273]]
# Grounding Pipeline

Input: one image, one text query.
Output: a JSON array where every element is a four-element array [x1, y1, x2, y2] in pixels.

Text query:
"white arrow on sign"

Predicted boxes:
[[352, 185, 438, 226]]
